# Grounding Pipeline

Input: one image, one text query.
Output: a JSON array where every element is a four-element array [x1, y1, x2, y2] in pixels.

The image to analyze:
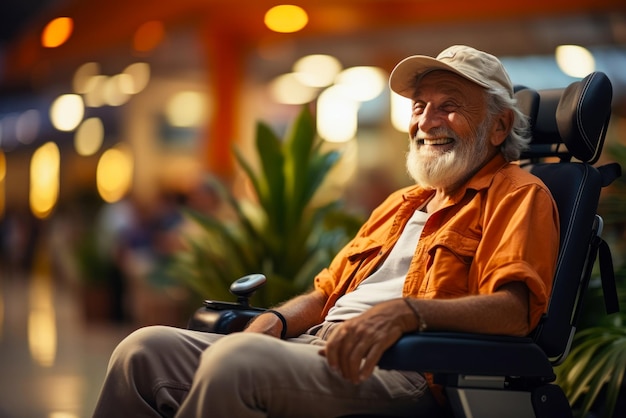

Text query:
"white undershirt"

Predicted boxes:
[[325, 209, 431, 322]]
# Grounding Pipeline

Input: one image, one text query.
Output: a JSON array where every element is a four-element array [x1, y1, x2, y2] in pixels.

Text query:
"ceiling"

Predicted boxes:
[[0, 0, 624, 178], [2, 0, 625, 89]]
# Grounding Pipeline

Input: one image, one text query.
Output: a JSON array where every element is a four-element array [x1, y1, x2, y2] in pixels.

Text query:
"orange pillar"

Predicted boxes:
[[202, 25, 245, 181]]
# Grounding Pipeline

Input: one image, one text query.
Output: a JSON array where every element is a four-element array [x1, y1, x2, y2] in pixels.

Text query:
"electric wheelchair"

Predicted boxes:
[[188, 71, 621, 418]]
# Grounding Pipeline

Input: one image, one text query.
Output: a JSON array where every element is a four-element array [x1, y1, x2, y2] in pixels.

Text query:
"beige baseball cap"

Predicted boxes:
[[389, 45, 514, 99]]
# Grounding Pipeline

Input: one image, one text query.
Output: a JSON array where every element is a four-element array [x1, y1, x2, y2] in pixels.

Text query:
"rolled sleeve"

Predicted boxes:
[[475, 184, 559, 329]]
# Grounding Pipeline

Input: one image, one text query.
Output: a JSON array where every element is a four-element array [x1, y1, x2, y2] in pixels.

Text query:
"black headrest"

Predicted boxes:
[[517, 71, 613, 164]]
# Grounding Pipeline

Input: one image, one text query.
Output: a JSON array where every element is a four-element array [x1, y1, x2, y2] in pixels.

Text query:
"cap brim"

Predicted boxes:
[[389, 55, 489, 98]]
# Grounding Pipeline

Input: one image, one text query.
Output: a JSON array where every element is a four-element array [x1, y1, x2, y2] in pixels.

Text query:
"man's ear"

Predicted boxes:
[[490, 109, 513, 147]]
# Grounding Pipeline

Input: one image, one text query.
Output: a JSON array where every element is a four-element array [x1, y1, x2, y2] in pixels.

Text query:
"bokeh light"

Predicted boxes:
[[97, 143, 133, 203], [269, 73, 319, 105], [73, 62, 101, 94], [391, 92, 411, 133], [103, 74, 132, 106], [317, 85, 359, 143], [293, 54, 343, 88], [165, 91, 208, 127], [121, 62, 151, 95], [50, 94, 84, 131], [74, 117, 104, 156], [30, 142, 60, 219], [83, 75, 108, 108], [264, 5, 308, 33], [133, 20, 165, 52], [41, 17, 73, 48], [334, 66, 387, 102], [16, 109, 40, 144], [555, 45, 596, 78]]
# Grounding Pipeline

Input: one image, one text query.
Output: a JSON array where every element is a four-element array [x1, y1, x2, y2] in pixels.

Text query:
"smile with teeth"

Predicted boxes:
[[418, 137, 454, 146]]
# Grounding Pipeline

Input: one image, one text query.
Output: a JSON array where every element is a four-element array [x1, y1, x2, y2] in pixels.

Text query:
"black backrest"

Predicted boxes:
[[516, 72, 613, 362]]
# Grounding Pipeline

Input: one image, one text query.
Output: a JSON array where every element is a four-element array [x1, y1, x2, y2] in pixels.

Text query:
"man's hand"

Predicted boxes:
[[319, 298, 418, 383]]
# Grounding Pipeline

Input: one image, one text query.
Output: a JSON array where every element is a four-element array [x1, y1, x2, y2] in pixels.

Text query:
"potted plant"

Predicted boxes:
[[172, 107, 362, 307]]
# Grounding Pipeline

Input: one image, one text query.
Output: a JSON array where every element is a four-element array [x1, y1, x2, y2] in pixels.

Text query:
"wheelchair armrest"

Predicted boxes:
[[188, 305, 555, 382], [188, 305, 264, 334], [379, 332, 555, 381]]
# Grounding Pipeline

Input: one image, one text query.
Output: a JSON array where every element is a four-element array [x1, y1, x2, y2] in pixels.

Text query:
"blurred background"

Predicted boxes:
[[0, 1, 625, 417]]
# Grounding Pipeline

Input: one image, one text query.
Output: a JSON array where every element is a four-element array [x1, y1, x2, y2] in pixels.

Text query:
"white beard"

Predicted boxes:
[[406, 121, 491, 190]]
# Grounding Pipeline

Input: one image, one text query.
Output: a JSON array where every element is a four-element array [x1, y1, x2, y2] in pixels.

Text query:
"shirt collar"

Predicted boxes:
[[402, 153, 509, 203], [463, 153, 509, 192]]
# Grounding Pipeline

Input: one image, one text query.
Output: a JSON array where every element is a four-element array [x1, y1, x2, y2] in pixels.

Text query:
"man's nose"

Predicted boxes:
[[417, 103, 441, 133]]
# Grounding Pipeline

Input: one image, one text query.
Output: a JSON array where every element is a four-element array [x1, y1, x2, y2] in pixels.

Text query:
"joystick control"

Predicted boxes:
[[229, 274, 267, 306]]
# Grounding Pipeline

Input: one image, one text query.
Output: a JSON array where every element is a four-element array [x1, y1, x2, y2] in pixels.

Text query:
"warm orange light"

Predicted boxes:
[[30, 142, 60, 219], [41, 17, 74, 48], [264, 5, 308, 33], [97, 144, 133, 203], [133, 21, 165, 52]]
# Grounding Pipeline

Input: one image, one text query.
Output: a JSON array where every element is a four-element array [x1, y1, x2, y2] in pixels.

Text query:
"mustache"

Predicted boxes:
[[411, 127, 459, 142]]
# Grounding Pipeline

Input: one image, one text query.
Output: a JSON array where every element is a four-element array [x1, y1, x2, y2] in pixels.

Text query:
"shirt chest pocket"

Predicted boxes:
[[422, 231, 480, 297], [342, 237, 384, 289], [346, 238, 383, 264]]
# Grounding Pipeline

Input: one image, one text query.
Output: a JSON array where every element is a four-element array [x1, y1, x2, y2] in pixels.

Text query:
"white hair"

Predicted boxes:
[[485, 87, 531, 162]]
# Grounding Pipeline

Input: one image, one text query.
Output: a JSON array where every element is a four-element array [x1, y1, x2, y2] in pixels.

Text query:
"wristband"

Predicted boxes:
[[404, 298, 427, 332], [265, 309, 288, 339]]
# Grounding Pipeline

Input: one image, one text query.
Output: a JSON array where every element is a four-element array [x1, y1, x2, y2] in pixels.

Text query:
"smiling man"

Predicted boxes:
[[93, 45, 559, 418]]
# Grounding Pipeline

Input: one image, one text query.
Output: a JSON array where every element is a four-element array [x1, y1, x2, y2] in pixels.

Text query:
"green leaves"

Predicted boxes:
[[556, 321, 626, 417], [172, 106, 362, 307]]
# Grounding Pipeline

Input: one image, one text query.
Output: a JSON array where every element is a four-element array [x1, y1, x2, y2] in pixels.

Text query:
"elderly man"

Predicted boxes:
[[92, 45, 559, 418]]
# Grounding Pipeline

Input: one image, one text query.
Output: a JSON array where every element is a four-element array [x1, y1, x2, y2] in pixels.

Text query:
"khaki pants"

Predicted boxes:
[[92, 323, 442, 417]]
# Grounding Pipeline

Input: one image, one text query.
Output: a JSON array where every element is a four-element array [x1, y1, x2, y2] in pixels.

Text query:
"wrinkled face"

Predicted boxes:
[[405, 70, 498, 191]]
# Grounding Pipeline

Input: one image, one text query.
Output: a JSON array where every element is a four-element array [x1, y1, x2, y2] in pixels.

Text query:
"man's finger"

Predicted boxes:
[[357, 341, 386, 382]]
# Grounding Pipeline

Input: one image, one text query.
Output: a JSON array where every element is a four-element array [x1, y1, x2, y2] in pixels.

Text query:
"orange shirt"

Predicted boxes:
[[314, 154, 559, 333]]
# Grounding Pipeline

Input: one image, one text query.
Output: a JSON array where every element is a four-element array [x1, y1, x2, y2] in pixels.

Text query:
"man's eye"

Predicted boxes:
[[412, 103, 425, 114], [441, 103, 459, 112]]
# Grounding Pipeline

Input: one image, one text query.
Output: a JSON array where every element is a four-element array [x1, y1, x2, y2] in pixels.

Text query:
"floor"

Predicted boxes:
[[0, 271, 135, 418]]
